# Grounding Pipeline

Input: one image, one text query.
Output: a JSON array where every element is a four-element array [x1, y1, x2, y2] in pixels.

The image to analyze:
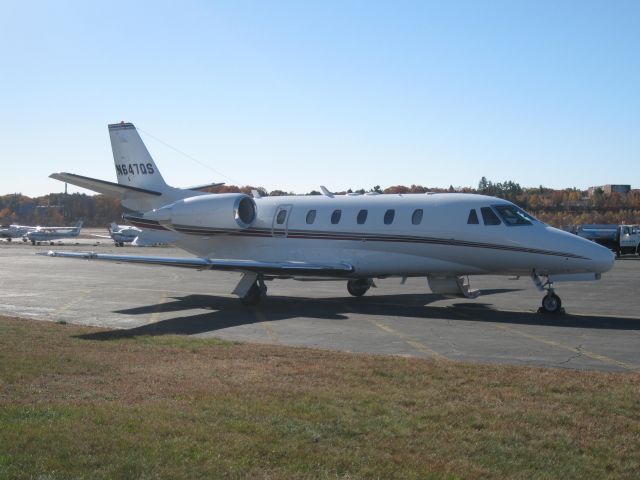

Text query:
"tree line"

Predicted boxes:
[[2, 178, 639, 229]]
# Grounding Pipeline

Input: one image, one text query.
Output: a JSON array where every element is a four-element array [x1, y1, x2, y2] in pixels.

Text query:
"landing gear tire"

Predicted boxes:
[[541, 293, 562, 314], [240, 281, 267, 306], [347, 279, 371, 297]]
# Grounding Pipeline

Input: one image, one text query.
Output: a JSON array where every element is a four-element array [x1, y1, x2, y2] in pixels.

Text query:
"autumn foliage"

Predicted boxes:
[[2, 179, 639, 229]]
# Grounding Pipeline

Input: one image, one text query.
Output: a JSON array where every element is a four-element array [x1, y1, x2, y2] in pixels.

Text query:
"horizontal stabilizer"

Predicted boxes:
[[49, 173, 162, 198], [38, 251, 354, 276], [184, 182, 225, 192]]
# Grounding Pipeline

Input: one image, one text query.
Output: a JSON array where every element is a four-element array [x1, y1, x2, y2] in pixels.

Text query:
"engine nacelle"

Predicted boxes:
[[146, 193, 257, 231]]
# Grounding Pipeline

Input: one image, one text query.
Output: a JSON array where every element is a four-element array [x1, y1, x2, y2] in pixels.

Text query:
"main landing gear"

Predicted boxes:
[[240, 278, 268, 306], [532, 272, 564, 314], [347, 278, 373, 297]]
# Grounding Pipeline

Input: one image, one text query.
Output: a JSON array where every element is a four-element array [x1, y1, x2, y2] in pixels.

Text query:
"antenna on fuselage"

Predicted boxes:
[[320, 186, 334, 198]]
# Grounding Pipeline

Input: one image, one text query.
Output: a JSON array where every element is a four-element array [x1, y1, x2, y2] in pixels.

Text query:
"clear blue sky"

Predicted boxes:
[[1, 0, 638, 196]]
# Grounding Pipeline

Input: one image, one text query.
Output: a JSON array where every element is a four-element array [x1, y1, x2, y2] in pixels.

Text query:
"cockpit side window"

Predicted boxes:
[[480, 207, 501, 226], [467, 209, 479, 224], [493, 205, 535, 226]]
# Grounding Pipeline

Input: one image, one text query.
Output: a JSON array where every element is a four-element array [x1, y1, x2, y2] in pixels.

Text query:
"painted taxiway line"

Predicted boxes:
[[252, 308, 280, 343], [338, 301, 449, 361], [364, 317, 451, 362], [52, 289, 92, 317], [149, 292, 169, 325], [490, 323, 640, 372]]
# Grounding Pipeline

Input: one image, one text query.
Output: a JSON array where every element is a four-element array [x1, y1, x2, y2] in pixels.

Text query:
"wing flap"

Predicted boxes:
[[38, 251, 354, 276]]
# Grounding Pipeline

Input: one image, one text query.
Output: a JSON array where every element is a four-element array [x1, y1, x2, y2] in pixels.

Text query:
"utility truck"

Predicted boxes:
[[576, 224, 640, 257]]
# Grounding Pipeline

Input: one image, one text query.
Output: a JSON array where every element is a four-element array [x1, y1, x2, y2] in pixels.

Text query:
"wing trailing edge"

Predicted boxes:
[[38, 250, 354, 276]]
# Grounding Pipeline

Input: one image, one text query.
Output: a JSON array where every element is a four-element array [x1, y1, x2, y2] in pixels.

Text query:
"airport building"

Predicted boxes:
[[588, 184, 631, 196]]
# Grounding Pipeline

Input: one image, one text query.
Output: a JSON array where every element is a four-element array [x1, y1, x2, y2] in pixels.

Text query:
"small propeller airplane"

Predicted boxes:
[[43, 122, 614, 313], [26, 221, 83, 245], [93, 222, 177, 247], [1, 224, 38, 242]]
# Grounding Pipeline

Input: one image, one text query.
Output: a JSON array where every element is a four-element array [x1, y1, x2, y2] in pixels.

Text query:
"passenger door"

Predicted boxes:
[[272, 204, 293, 238]]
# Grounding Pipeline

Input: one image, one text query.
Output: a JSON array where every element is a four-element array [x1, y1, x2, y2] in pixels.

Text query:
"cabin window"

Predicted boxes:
[[276, 209, 287, 225], [480, 207, 501, 226], [306, 210, 316, 224], [493, 205, 534, 226], [357, 209, 368, 224], [384, 209, 395, 225], [411, 209, 423, 225], [331, 209, 342, 224], [467, 209, 479, 224]]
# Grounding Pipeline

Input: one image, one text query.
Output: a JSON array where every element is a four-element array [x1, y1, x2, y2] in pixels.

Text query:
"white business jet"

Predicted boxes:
[[44, 122, 614, 313], [27, 221, 83, 245]]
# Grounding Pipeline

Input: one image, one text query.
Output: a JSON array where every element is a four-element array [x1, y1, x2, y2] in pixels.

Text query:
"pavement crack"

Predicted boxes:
[[558, 343, 584, 366]]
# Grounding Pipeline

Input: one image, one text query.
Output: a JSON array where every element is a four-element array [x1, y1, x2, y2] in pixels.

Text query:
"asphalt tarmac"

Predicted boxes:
[[1, 236, 639, 372]]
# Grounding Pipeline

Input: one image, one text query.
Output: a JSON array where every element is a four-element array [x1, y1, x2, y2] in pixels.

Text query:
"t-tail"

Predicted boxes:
[[109, 122, 169, 194], [49, 122, 210, 213]]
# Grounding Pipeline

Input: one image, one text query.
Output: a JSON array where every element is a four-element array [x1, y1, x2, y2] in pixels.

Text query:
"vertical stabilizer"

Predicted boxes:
[[108, 122, 169, 192]]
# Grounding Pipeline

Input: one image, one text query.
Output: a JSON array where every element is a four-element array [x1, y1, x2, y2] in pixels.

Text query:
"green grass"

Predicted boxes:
[[0, 316, 639, 479]]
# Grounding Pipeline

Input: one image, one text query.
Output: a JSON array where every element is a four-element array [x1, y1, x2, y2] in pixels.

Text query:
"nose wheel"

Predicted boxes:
[[541, 292, 562, 314], [532, 271, 565, 314]]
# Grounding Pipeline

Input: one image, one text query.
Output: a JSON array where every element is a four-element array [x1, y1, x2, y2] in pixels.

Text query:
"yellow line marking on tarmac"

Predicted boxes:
[[339, 301, 449, 361], [53, 289, 91, 317], [365, 317, 450, 362], [491, 323, 640, 372], [450, 308, 640, 372], [252, 308, 279, 343], [149, 292, 169, 324]]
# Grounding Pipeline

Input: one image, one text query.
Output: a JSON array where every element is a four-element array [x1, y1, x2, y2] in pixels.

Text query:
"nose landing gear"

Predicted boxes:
[[532, 272, 565, 314], [541, 292, 562, 314]]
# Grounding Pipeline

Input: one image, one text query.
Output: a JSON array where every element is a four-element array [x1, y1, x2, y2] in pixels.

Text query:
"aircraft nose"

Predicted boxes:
[[588, 243, 615, 273]]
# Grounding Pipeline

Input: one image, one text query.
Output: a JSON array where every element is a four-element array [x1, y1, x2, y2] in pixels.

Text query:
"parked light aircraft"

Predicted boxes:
[[27, 221, 83, 245], [93, 222, 177, 246], [0, 224, 38, 242], [43, 122, 614, 313]]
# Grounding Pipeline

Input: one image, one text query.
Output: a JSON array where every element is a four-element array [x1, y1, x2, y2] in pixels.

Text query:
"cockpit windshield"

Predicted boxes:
[[493, 205, 539, 226]]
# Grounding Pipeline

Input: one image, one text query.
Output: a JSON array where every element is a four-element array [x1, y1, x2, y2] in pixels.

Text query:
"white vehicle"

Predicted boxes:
[[94, 222, 177, 247], [576, 224, 640, 257], [44, 122, 614, 313], [27, 221, 83, 245]]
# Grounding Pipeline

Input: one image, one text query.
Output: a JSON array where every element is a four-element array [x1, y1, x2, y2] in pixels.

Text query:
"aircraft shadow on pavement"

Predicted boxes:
[[76, 288, 640, 341]]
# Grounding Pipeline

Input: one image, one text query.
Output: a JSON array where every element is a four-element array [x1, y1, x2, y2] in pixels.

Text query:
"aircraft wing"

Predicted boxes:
[[49, 173, 162, 197], [38, 251, 354, 276]]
